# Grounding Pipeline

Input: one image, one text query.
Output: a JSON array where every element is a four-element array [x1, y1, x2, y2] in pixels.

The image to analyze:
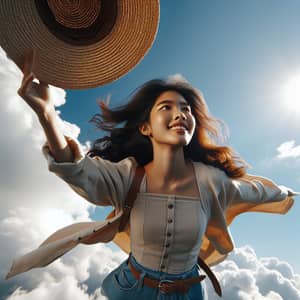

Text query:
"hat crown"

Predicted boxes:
[[47, 0, 101, 29], [35, 0, 117, 46]]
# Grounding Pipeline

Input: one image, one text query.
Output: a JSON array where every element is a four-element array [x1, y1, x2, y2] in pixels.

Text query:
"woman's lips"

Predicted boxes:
[[169, 125, 187, 134]]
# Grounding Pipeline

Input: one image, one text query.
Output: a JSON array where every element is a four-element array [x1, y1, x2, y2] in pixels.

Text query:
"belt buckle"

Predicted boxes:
[[158, 279, 175, 294]]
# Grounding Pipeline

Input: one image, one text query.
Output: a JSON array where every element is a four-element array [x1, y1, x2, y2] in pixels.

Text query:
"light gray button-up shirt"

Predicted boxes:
[[5, 136, 298, 279]]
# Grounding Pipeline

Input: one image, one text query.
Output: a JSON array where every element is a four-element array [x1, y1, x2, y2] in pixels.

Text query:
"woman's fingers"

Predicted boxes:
[[18, 49, 50, 103], [18, 72, 34, 97], [22, 49, 36, 77]]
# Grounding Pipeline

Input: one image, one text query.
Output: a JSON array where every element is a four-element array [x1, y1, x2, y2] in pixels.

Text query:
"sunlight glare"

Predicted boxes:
[[283, 75, 300, 112]]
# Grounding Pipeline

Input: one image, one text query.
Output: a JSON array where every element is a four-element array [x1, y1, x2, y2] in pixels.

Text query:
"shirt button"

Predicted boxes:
[[167, 232, 172, 237], [165, 243, 170, 248], [161, 265, 165, 269], [168, 204, 174, 209], [168, 219, 173, 223], [163, 253, 168, 258]]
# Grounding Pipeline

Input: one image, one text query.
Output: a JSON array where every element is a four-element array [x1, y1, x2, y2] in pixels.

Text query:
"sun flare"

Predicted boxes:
[[283, 75, 300, 112]]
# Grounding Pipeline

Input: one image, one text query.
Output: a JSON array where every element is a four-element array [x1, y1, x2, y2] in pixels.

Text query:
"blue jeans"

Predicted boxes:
[[101, 253, 207, 300]]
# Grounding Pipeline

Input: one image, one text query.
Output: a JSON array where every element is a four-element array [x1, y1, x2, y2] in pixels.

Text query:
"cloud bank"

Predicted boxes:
[[206, 246, 300, 300], [0, 47, 300, 300]]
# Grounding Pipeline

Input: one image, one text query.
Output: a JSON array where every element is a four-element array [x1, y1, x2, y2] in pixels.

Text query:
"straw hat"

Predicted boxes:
[[0, 1, 160, 89]]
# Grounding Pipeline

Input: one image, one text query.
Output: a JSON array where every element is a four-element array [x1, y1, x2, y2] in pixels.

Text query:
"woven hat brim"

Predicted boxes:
[[0, 1, 160, 89]]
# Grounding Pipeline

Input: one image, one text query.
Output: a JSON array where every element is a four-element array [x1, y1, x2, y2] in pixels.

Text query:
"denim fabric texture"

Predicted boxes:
[[101, 253, 207, 300]]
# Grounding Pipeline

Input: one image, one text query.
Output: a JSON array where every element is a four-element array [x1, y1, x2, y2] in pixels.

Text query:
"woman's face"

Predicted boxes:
[[140, 90, 196, 147]]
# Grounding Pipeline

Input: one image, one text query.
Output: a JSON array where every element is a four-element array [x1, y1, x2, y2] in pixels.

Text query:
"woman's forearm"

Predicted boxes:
[[38, 109, 74, 163]]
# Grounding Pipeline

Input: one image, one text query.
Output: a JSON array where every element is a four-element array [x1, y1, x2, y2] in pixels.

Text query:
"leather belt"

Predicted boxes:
[[128, 259, 206, 294]]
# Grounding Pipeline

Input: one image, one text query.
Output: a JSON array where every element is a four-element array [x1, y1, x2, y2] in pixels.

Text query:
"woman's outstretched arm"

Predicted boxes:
[[17, 49, 73, 163], [17, 50, 136, 208]]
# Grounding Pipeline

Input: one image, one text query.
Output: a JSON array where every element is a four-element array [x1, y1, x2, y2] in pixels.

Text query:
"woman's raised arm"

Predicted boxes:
[[17, 50, 73, 163]]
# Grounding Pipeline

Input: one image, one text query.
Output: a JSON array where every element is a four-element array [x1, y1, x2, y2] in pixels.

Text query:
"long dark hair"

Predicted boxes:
[[88, 78, 248, 178]]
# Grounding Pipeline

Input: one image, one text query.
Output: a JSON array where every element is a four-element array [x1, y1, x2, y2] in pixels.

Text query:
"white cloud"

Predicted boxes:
[[5, 244, 126, 300], [6, 275, 107, 300], [257, 140, 300, 171], [206, 246, 300, 300], [6, 276, 92, 300], [276, 140, 300, 159]]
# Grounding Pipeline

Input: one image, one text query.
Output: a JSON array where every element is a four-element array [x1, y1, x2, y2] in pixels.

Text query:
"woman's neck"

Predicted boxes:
[[145, 145, 189, 184]]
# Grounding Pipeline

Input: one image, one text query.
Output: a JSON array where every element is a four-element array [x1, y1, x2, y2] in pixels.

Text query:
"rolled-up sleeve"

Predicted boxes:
[[220, 171, 298, 214], [42, 136, 137, 209]]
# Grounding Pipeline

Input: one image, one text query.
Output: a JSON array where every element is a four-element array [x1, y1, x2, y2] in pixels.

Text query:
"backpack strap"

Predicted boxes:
[[197, 256, 222, 297], [118, 165, 145, 232]]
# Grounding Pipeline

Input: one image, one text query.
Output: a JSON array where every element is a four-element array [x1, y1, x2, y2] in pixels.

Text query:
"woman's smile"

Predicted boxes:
[[168, 121, 189, 134], [170, 126, 186, 134]]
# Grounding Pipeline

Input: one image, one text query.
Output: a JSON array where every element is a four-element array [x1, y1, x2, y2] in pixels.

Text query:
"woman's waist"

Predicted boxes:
[[129, 251, 200, 277]]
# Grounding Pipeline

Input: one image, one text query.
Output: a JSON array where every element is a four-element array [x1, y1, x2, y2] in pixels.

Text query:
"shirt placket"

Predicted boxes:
[[159, 195, 175, 272]]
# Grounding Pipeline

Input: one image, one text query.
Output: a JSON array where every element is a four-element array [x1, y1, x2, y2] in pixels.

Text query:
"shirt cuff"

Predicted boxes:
[[42, 136, 86, 177], [278, 185, 300, 197]]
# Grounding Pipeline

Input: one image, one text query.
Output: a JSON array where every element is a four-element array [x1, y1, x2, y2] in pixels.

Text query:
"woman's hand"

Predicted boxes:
[[17, 49, 55, 118]]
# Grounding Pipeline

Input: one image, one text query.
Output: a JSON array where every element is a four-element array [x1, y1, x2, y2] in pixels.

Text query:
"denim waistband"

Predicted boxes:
[[128, 253, 200, 281]]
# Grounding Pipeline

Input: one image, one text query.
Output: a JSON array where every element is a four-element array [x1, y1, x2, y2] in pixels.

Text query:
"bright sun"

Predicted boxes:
[[283, 75, 300, 112]]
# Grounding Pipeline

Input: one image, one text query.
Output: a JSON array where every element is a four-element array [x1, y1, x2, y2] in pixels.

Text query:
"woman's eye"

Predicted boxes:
[[183, 106, 191, 112], [161, 105, 170, 110]]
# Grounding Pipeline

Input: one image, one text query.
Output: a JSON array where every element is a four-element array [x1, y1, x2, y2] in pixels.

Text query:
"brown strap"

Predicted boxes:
[[128, 259, 206, 294], [118, 166, 144, 232], [197, 256, 222, 297]]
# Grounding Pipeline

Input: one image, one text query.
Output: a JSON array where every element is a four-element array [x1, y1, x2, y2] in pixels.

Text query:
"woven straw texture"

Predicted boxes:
[[0, 1, 160, 89]]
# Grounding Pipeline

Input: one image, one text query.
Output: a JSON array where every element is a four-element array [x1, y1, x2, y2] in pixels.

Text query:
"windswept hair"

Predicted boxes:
[[88, 78, 248, 178]]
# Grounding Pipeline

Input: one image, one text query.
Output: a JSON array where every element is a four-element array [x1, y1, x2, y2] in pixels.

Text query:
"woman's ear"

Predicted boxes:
[[139, 122, 152, 137]]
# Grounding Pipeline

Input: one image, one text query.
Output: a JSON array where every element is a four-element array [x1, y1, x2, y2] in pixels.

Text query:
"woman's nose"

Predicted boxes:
[[174, 109, 187, 120]]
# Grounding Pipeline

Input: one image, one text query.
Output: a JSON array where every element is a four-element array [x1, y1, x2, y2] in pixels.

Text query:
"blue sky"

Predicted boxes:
[[1, 1, 300, 299], [59, 1, 300, 273]]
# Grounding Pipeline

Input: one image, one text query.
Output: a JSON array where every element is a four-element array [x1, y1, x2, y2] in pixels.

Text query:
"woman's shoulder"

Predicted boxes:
[[192, 160, 228, 183], [91, 155, 139, 176], [92, 155, 138, 166], [116, 156, 139, 174]]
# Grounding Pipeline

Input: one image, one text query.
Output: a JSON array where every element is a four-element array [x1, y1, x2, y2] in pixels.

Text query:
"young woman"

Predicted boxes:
[[12, 51, 297, 300]]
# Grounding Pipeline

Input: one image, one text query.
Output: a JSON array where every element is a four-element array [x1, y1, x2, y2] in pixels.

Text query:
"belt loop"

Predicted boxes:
[[137, 271, 146, 289]]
